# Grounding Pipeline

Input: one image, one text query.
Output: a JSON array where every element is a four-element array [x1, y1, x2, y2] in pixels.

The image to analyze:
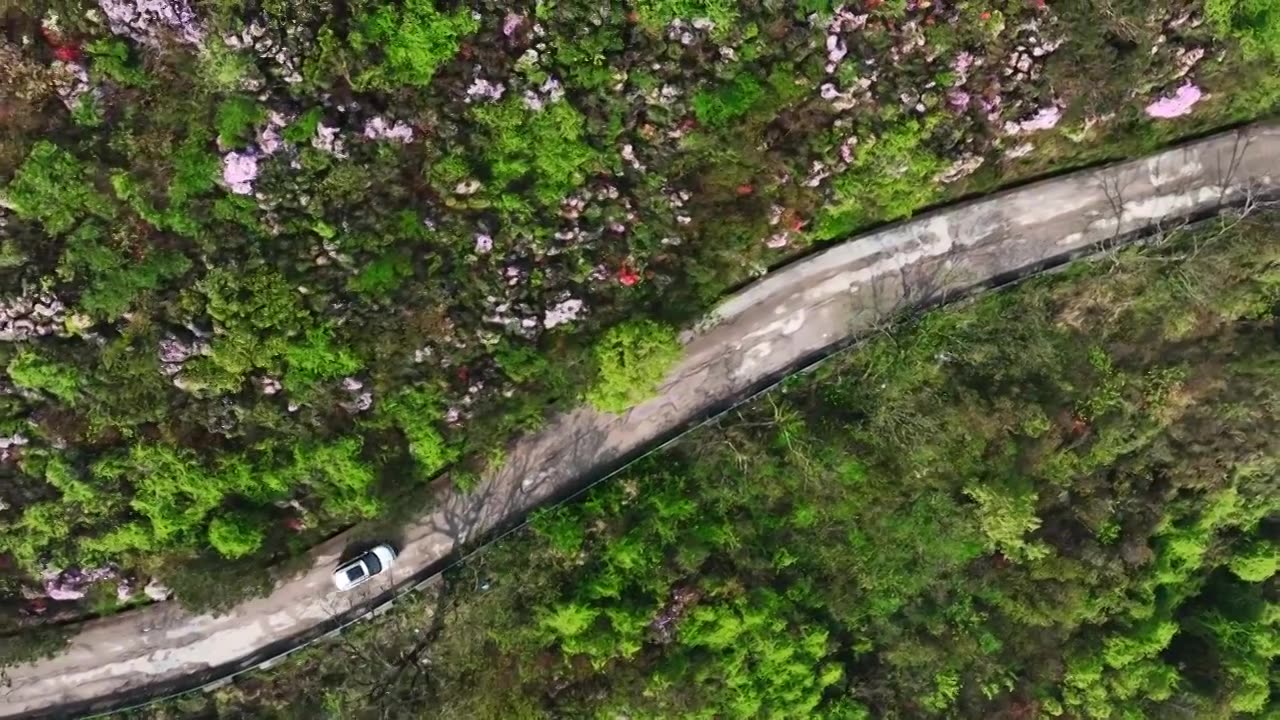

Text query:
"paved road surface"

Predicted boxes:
[[3, 123, 1278, 718]]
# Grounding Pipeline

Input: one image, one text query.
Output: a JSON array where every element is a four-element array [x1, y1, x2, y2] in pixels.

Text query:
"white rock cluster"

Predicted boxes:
[[222, 21, 302, 84], [0, 293, 69, 341], [0, 433, 29, 464], [339, 376, 373, 413]]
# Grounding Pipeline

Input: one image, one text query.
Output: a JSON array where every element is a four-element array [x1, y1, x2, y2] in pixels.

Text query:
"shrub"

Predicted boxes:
[[964, 483, 1051, 563], [44, 457, 101, 507], [350, 0, 479, 89], [1228, 540, 1277, 582], [8, 349, 82, 403], [284, 107, 324, 144], [197, 40, 254, 91], [586, 320, 682, 413], [815, 119, 945, 241], [347, 252, 412, 296], [71, 95, 104, 128], [0, 502, 76, 570], [59, 222, 192, 319], [169, 133, 220, 205], [1206, 0, 1280, 59], [494, 342, 554, 385], [283, 325, 362, 394], [4, 141, 115, 234], [85, 38, 150, 87], [379, 387, 458, 476], [471, 98, 601, 212], [208, 513, 266, 559], [215, 96, 266, 148], [693, 74, 765, 128]]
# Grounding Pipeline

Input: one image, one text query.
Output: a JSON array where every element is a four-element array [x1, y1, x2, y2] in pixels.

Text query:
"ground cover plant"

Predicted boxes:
[[121, 207, 1280, 719], [0, 0, 1278, 628]]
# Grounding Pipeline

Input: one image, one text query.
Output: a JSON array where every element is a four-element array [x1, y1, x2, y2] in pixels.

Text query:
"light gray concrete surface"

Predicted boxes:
[[3, 123, 1279, 719]]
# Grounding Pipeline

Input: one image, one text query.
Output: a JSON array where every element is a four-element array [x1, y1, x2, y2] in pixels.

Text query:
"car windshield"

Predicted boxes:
[[344, 565, 365, 583], [363, 551, 383, 575]]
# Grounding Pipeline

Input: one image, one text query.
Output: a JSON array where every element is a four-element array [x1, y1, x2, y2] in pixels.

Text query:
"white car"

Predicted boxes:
[[332, 544, 397, 591]]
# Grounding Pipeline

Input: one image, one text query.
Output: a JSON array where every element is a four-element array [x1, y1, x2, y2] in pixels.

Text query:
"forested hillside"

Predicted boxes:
[[126, 208, 1280, 720], [2, 0, 1278, 623]]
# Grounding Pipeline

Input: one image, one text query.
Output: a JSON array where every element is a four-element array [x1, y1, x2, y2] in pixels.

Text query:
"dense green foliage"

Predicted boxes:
[[128, 211, 1280, 720], [214, 96, 266, 148], [1207, 0, 1280, 58], [206, 512, 265, 560], [348, 0, 480, 89], [816, 117, 945, 240], [0, 0, 1276, 622], [5, 141, 114, 234], [7, 349, 82, 403], [693, 73, 766, 128], [586, 320, 683, 413]]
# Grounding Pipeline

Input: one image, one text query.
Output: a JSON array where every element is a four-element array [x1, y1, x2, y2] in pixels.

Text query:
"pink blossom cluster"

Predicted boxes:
[[257, 112, 291, 155], [466, 76, 506, 103], [823, 8, 868, 73], [51, 61, 95, 111], [502, 12, 524, 37], [222, 151, 259, 195], [947, 89, 971, 111], [951, 52, 975, 83], [522, 77, 565, 111], [363, 116, 415, 143], [1145, 82, 1203, 119], [1003, 105, 1063, 135], [313, 124, 347, 158]]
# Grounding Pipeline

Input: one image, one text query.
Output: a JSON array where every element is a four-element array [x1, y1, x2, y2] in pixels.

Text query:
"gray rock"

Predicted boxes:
[[143, 580, 171, 602]]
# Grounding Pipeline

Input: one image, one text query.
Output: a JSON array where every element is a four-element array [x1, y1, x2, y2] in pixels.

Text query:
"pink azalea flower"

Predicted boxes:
[[1145, 82, 1203, 119], [222, 151, 258, 195]]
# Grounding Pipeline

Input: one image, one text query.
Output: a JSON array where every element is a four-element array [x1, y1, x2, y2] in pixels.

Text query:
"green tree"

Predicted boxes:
[[964, 482, 1051, 563], [633, 0, 739, 36], [586, 320, 683, 413], [1228, 539, 1278, 582], [1206, 0, 1280, 59], [8, 349, 82, 403], [208, 512, 266, 559], [349, 0, 479, 89], [214, 95, 266, 148], [378, 387, 458, 477], [470, 97, 602, 213], [693, 74, 765, 128], [283, 325, 362, 394], [815, 118, 945, 240], [4, 141, 115, 234]]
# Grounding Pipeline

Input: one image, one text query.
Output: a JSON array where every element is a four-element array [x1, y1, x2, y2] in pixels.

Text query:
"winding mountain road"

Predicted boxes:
[[3, 123, 1279, 719]]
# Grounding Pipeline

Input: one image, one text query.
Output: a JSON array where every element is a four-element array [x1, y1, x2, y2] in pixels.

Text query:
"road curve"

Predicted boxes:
[[3, 123, 1279, 719]]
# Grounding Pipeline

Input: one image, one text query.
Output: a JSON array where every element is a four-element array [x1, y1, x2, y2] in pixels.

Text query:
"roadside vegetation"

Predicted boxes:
[[1, 0, 1278, 631], [124, 208, 1280, 719]]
